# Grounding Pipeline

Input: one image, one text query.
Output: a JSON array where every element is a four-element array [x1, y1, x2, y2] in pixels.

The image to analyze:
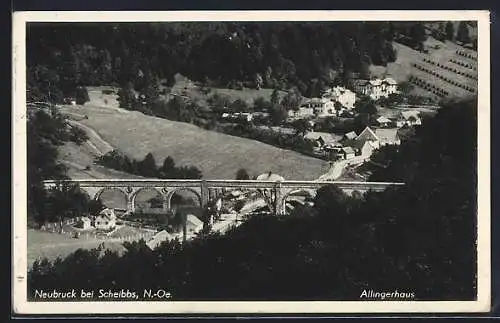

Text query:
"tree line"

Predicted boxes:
[[96, 150, 203, 179], [28, 98, 477, 300], [27, 22, 401, 103], [28, 107, 97, 226]]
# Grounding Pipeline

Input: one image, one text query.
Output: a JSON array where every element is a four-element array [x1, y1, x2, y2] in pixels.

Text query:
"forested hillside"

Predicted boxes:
[[27, 22, 402, 101]]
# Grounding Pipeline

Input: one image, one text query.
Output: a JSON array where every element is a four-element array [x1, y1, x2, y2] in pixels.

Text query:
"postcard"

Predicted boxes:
[[12, 10, 491, 315]]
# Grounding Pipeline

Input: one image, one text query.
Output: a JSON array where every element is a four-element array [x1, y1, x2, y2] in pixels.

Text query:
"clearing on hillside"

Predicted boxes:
[[60, 104, 329, 180]]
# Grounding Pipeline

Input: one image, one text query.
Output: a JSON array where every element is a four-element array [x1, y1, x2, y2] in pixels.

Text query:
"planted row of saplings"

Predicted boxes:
[[421, 58, 477, 80], [408, 75, 449, 98], [412, 63, 476, 93], [456, 49, 477, 61], [449, 57, 477, 71]]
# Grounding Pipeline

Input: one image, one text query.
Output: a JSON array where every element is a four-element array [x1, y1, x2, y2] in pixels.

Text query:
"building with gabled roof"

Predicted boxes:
[[344, 131, 358, 140], [350, 77, 398, 100], [397, 110, 422, 127], [355, 126, 380, 144], [94, 208, 117, 230], [376, 116, 392, 127], [375, 128, 401, 146], [146, 230, 176, 250]]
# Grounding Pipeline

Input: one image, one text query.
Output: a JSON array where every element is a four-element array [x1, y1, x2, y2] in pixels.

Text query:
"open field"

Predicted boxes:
[[27, 229, 127, 267], [60, 104, 329, 180]]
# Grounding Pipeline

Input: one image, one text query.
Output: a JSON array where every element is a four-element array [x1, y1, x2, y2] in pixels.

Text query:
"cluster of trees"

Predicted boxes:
[[27, 107, 98, 226], [222, 122, 316, 156], [96, 151, 203, 179], [28, 99, 477, 300], [27, 22, 400, 103]]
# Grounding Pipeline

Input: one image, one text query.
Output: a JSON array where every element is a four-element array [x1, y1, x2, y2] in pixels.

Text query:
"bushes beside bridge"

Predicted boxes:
[[96, 150, 203, 179]]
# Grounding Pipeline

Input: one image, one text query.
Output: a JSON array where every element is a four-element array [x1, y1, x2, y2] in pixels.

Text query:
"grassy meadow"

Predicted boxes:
[[60, 103, 329, 180]]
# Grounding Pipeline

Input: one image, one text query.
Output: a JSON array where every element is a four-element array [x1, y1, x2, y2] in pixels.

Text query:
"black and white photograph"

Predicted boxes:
[[12, 10, 490, 314]]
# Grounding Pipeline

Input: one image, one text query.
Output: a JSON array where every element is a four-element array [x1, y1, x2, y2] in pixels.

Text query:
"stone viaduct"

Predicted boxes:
[[42, 179, 405, 216]]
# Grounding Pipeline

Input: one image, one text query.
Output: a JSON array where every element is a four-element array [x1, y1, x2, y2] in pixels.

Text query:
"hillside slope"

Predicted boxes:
[[60, 104, 329, 180]]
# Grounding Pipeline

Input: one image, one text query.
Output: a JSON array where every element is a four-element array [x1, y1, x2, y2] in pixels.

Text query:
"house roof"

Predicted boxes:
[[375, 128, 400, 144], [356, 127, 379, 142], [344, 131, 357, 140], [305, 131, 342, 143], [376, 116, 392, 124], [342, 146, 356, 154], [370, 79, 382, 86], [400, 110, 421, 120], [98, 208, 116, 220], [383, 77, 397, 85], [351, 139, 377, 151], [186, 214, 204, 228], [146, 230, 175, 250]]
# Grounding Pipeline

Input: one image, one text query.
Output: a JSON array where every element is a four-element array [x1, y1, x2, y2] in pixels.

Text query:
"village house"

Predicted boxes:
[[350, 77, 398, 101], [341, 146, 356, 160], [301, 97, 335, 117], [339, 126, 400, 161], [323, 144, 344, 160], [374, 128, 401, 146], [186, 214, 204, 234], [288, 106, 315, 119], [375, 116, 392, 128], [94, 208, 117, 231], [305, 131, 341, 148], [77, 216, 92, 230], [322, 86, 357, 110], [396, 110, 422, 127], [343, 131, 358, 140]]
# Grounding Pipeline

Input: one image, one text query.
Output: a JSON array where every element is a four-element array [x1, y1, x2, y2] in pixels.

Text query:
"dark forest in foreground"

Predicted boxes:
[[28, 99, 477, 301]]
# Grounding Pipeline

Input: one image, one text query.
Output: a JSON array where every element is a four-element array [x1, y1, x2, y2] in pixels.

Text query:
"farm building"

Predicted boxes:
[[94, 208, 117, 230]]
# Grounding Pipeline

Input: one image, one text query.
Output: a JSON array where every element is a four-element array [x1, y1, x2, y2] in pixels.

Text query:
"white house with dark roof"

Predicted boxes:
[[342, 126, 401, 160], [301, 97, 335, 116], [94, 208, 117, 230], [322, 86, 357, 110], [350, 77, 398, 100], [343, 131, 358, 140]]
